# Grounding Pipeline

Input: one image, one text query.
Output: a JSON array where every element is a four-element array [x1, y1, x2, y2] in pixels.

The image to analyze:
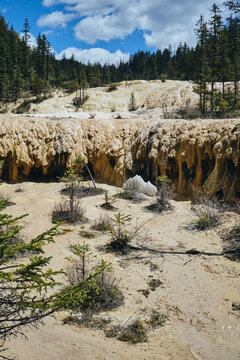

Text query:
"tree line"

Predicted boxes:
[[0, 2, 240, 116]]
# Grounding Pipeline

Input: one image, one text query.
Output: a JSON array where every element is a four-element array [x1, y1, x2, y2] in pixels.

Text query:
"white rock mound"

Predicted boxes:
[[123, 175, 157, 197]]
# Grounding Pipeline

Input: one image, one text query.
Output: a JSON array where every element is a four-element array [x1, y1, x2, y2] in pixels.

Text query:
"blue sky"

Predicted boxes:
[[0, 0, 223, 65]]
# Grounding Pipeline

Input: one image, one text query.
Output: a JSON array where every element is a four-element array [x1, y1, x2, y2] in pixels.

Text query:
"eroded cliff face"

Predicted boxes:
[[0, 115, 240, 198]]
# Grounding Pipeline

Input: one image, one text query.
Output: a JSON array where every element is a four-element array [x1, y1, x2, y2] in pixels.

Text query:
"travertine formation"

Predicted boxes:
[[27, 80, 198, 115], [0, 115, 240, 198]]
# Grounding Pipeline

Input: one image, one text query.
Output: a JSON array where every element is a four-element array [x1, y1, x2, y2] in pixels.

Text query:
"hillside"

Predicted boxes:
[[27, 80, 198, 115]]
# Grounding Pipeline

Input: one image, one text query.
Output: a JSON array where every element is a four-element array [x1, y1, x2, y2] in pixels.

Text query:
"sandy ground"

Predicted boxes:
[[1, 181, 240, 360]]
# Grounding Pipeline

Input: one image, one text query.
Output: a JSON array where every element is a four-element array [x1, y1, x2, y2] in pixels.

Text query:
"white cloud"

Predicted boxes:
[[37, 10, 76, 28], [40, 0, 223, 49], [74, 14, 135, 44], [20, 32, 37, 48], [56, 47, 130, 65]]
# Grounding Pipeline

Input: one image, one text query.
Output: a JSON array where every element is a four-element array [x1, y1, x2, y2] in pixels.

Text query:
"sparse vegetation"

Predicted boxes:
[[63, 314, 111, 330], [64, 243, 123, 312], [107, 84, 118, 92], [232, 302, 240, 311], [118, 178, 145, 203], [14, 100, 31, 114], [117, 188, 144, 203], [73, 94, 89, 108], [146, 175, 174, 213], [160, 73, 167, 82], [105, 213, 149, 254], [147, 278, 163, 291], [115, 320, 147, 343], [15, 185, 24, 193], [146, 310, 166, 328], [128, 92, 137, 111], [100, 190, 116, 210], [0, 192, 10, 207], [79, 229, 97, 239], [60, 157, 103, 198], [51, 199, 86, 224], [191, 188, 222, 230], [222, 225, 240, 261], [92, 214, 112, 232], [72, 154, 96, 189], [137, 289, 150, 298], [105, 310, 166, 343]]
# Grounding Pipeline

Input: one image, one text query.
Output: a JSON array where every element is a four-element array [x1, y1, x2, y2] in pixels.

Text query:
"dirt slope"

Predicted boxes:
[[2, 181, 240, 360]]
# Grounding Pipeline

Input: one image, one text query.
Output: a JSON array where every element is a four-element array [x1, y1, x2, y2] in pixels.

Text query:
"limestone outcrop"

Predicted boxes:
[[0, 115, 239, 198]]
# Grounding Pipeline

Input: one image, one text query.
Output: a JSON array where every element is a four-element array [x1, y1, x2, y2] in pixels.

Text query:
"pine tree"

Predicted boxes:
[[219, 26, 231, 96], [228, 16, 240, 107], [194, 15, 211, 115], [0, 198, 106, 357], [0, 16, 9, 102], [208, 4, 223, 112], [224, 1, 240, 14]]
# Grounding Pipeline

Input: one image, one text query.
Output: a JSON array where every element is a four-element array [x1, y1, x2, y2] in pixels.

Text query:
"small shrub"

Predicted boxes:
[[119, 177, 146, 202], [79, 230, 97, 239], [146, 175, 174, 213], [232, 302, 240, 311], [105, 213, 149, 254], [63, 314, 111, 330], [100, 190, 116, 211], [61, 186, 104, 198], [175, 107, 201, 119], [105, 311, 167, 343], [222, 225, 240, 261], [51, 200, 85, 224], [114, 320, 147, 344], [116, 114, 122, 119], [118, 189, 144, 203], [137, 289, 150, 298], [73, 95, 89, 108], [128, 92, 137, 111], [107, 84, 118, 92], [65, 244, 123, 312], [92, 214, 112, 232], [146, 310, 166, 328], [0, 191, 12, 208], [15, 186, 24, 193], [194, 215, 218, 230], [14, 101, 31, 114], [191, 188, 222, 230], [160, 73, 167, 82], [147, 278, 163, 291]]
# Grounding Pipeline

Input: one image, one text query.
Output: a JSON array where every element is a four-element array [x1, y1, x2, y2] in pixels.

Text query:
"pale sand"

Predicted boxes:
[[1, 181, 240, 360]]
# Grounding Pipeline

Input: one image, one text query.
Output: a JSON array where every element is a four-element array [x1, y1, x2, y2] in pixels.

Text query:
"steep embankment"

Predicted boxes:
[[0, 116, 240, 198]]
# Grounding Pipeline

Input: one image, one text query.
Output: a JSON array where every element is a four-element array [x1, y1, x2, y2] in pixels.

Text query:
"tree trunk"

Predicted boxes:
[[86, 164, 96, 188]]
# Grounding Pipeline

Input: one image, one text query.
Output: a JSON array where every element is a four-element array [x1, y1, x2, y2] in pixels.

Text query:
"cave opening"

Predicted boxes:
[[181, 162, 195, 181], [1, 160, 9, 182], [202, 155, 215, 184], [84, 162, 95, 181], [167, 159, 179, 181], [109, 156, 116, 169], [29, 167, 45, 181]]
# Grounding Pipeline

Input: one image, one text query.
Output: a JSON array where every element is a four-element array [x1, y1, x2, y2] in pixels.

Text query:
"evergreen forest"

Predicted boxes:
[[0, 1, 240, 116]]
